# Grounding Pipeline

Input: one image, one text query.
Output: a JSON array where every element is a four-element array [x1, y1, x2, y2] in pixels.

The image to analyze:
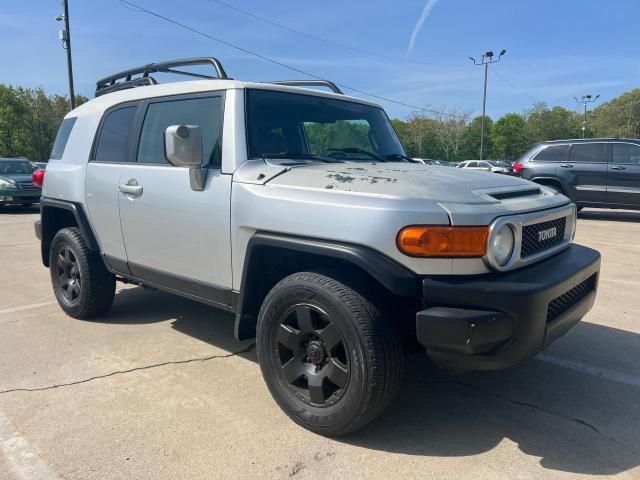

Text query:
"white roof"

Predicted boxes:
[[69, 79, 381, 117]]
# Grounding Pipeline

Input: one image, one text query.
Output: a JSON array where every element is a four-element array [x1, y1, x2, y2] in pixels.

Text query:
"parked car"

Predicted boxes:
[[0, 158, 42, 207], [457, 160, 513, 174], [35, 57, 600, 436], [514, 138, 640, 211]]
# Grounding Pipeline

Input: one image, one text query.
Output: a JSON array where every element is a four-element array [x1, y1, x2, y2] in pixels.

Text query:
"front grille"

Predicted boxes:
[[521, 216, 566, 258], [546, 275, 596, 323]]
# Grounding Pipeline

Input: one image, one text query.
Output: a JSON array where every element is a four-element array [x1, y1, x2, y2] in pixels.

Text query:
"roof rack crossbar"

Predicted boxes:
[[268, 80, 343, 94], [95, 57, 228, 97], [96, 76, 157, 97]]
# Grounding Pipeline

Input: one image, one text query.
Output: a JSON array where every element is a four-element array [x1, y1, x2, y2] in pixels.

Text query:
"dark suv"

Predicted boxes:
[[514, 138, 640, 210]]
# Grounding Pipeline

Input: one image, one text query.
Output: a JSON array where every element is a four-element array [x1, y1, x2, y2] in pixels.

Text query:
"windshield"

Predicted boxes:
[[246, 89, 406, 162], [0, 160, 36, 175]]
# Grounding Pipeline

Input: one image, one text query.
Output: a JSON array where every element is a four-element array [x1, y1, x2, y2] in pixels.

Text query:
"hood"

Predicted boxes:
[[266, 162, 535, 204]]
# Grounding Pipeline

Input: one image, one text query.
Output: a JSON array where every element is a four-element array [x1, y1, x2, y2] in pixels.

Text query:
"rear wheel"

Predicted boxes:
[[257, 271, 403, 436], [49, 227, 116, 319]]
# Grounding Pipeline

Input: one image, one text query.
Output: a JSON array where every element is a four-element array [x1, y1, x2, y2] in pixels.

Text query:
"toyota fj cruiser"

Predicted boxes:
[[35, 57, 600, 436]]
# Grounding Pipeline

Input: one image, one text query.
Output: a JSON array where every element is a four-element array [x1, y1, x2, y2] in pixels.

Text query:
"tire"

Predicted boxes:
[[256, 271, 403, 436], [49, 227, 116, 319]]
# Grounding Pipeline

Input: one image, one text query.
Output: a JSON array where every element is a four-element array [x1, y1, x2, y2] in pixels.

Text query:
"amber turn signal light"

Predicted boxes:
[[397, 226, 489, 257]]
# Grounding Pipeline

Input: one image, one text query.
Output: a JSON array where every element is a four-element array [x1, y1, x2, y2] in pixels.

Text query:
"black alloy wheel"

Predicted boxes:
[[275, 303, 349, 407]]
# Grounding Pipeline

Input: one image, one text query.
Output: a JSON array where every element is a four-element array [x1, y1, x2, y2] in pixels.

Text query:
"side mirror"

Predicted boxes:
[[165, 125, 207, 191]]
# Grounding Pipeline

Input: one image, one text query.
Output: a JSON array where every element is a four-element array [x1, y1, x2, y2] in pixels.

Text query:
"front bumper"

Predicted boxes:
[[0, 188, 41, 205], [417, 244, 600, 371]]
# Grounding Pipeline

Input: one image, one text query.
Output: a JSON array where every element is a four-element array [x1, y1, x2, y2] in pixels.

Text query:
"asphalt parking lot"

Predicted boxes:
[[1, 206, 639, 480]]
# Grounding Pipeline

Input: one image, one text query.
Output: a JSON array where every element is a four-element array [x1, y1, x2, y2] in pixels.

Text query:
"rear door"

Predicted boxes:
[[563, 142, 608, 204], [85, 103, 138, 267], [608, 142, 640, 207], [117, 92, 233, 298]]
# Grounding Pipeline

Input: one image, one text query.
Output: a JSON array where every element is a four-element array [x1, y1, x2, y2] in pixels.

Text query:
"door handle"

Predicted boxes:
[[560, 163, 573, 168], [611, 165, 626, 170], [118, 180, 143, 196]]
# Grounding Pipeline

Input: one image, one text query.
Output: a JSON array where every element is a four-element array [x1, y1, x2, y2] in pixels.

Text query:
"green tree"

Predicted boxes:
[[491, 113, 530, 159], [590, 89, 640, 138], [459, 115, 493, 159]]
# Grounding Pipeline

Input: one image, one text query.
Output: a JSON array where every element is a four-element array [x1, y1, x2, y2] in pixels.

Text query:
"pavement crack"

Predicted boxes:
[[456, 380, 640, 457], [0, 343, 255, 395]]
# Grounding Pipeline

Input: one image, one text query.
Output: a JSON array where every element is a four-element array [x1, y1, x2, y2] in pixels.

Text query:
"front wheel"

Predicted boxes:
[[256, 271, 403, 436], [49, 227, 116, 319]]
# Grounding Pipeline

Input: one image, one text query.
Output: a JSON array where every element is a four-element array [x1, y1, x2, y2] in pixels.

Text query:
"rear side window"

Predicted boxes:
[[50, 117, 77, 160], [137, 96, 224, 166], [467, 161, 478, 168], [93, 106, 137, 162], [612, 143, 640, 165], [569, 143, 607, 163], [533, 144, 569, 162]]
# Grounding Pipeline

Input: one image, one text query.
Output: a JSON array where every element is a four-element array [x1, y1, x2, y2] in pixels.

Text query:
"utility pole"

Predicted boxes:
[[573, 94, 599, 138], [56, 0, 76, 110], [469, 49, 506, 160]]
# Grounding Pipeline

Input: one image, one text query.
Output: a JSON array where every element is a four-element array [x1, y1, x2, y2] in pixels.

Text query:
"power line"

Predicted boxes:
[[489, 65, 542, 105], [117, 0, 466, 119], [206, 0, 465, 69]]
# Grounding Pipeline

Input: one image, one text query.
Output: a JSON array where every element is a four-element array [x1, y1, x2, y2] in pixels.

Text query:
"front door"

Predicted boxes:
[[607, 142, 640, 207], [118, 92, 233, 302]]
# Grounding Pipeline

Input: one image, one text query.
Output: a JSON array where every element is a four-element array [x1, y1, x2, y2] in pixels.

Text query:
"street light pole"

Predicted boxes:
[[469, 49, 506, 160], [56, 0, 76, 110], [573, 94, 599, 138]]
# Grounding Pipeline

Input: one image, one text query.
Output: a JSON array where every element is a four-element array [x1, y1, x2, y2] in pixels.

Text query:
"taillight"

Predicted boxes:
[[512, 162, 523, 175], [32, 169, 45, 187]]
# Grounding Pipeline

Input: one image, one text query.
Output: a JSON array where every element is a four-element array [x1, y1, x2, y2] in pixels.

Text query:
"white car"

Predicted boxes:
[[34, 56, 599, 436], [458, 160, 513, 174]]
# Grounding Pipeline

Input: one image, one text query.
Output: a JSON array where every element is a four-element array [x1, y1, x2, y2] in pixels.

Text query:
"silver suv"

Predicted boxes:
[[35, 57, 601, 436]]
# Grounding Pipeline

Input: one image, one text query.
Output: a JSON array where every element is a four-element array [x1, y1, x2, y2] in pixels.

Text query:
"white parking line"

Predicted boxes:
[[536, 354, 640, 388], [0, 410, 57, 480], [0, 302, 56, 316]]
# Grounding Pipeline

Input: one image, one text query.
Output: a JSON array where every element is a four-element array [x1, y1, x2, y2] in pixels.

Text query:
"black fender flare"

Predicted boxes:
[[233, 232, 421, 340], [40, 198, 100, 266]]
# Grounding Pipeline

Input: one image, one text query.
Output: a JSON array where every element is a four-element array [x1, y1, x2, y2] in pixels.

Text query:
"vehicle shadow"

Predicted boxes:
[[578, 208, 640, 223], [101, 287, 640, 475]]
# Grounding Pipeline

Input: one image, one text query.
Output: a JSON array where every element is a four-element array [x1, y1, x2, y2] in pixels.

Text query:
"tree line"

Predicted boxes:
[[393, 88, 640, 161], [0, 85, 87, 162], [0, 82, 638, 162]]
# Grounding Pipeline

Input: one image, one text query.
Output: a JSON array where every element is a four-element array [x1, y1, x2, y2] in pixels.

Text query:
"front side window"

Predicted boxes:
[[50, 117, 77, 160], [612, 143, 640, 165], [569, 143, 607, 163], [94, 106, 137, 162], [137, 95, 224, 166], [246, 89, 405, 162], [467, 161, 478, 168]]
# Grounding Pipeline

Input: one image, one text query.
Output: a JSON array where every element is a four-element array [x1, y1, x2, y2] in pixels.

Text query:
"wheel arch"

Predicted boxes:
[[234, 232, 420, 340], [40, 198, 99, 267]]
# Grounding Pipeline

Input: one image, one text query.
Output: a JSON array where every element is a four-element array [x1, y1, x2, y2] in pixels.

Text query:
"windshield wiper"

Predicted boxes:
[[384, 153, 417, 163], [261, 152, 341, 163], [327, 147, 387, 161]]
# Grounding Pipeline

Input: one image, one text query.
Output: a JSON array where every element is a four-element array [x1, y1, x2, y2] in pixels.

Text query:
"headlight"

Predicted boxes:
[[490, 223, 515, 265], [0, 179, 16, 189]]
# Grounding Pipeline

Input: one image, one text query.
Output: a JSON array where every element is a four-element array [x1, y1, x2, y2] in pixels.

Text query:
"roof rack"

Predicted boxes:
[[267, 80, 343, 94], [95, 57, 229, 97]]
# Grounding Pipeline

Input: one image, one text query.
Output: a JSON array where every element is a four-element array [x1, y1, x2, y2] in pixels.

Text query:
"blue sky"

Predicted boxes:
[[2, 0, 639, 119]]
